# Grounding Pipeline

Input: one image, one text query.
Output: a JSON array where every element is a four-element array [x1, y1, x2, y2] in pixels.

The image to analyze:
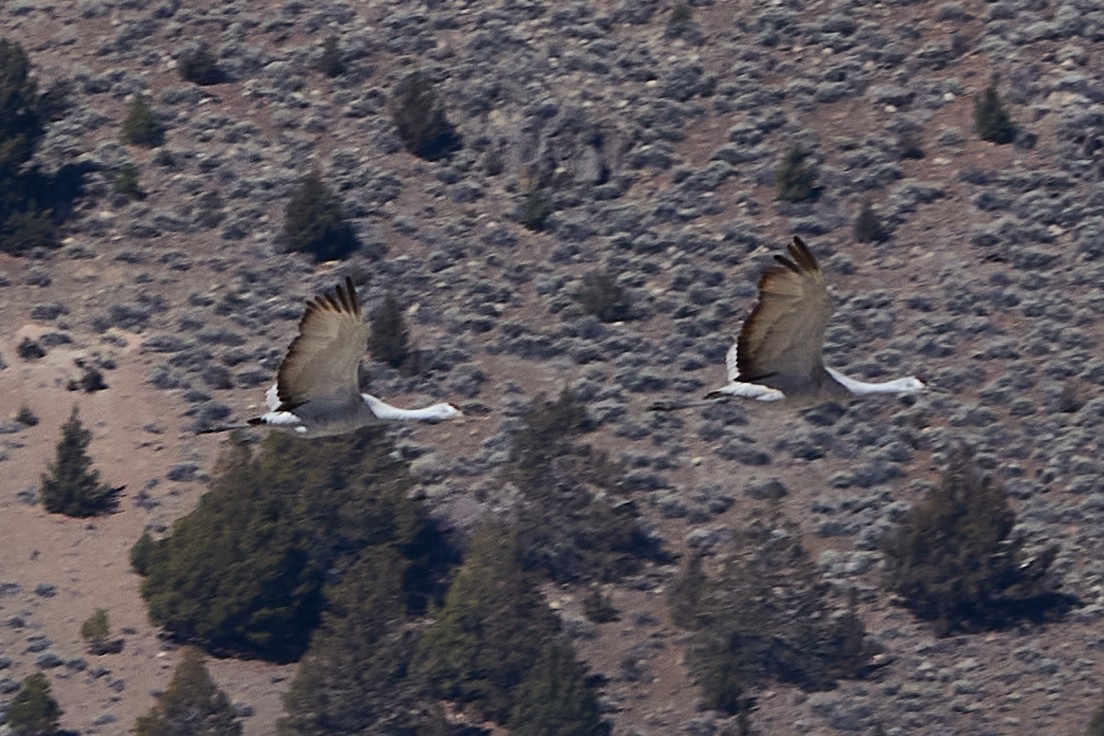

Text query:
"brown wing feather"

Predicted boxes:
[[275, 277, 369, 409], [736, 236, 834, 380]]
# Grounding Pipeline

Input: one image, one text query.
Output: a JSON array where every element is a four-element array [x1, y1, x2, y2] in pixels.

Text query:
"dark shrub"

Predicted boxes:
[[775, 145, 817, 202], [517, 187, 553, 232], [509, 390, 663, 582], [882, 446, 1076, 635], [576, 269, 631, 322], [417, 522, 561, 723], [853, 200, 887, 243], [178, 43, 224, 85], [113, 164, 143, 199], [974, 76, 1015, 144], [670, 512, 876, 713], [391, 70, 461, 161], [508, 641, 610, 736], [316, 34, 345, 78], [282, 169, 358, 261], [136, 429, 451, 662], [0, 39, 78, 254], [120, 94, 163, 147]]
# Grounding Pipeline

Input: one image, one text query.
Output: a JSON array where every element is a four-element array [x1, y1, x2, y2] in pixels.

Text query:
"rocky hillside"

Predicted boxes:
[[1, 0, 1103, 734]]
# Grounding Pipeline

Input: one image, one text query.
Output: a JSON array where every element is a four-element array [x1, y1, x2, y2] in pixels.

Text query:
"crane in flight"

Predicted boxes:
[[200, 277, 461, 437], [655, 236, 928, 411]]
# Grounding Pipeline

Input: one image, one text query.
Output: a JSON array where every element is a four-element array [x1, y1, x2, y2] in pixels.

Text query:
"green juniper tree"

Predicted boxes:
[[121, 94, 163, 147], [974, 76, 1015, 144], [81, 608, 112, 654], [417, 522, 560, 723], [7, 672, 61, 736], [882, 446, 1075, 634], [508, 641, 610, 736], [279, 548, 440, 736], [40, 406, 119, 517], [282, 169, 358, 261], [134, 648, 241, 736], [391, 70, 461, 161]]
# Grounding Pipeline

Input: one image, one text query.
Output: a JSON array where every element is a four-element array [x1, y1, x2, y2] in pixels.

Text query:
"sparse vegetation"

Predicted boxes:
[[974, 76, 1015, 144], [582, 587, 619, 623], [882, 446, 1076, 635], [135, 648, 241, 736], [40, 406, 120, 517], [120, 94, 163, 147], [367, 293, 411, 370], [178, 43, 223, 85], [576, 268, 632, 322], [391, 70, 461, 161], [282, 169, 358, 261], [670, 512, 875, 713], [775, 145, 817, 202], [7, 672, 61, 736]]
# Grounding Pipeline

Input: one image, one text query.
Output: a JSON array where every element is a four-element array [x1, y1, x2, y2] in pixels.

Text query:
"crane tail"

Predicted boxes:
[[196, 421, 254, 435]]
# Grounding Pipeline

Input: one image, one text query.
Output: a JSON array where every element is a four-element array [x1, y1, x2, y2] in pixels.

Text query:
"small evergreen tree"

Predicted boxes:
[[508, 641, 610, 736], [391, 70, 461, 161], [882, 446, 1074, 635], [282, 169, 358, 261], [316, 34, 345, 78], [671, 512, 875, 713], [368, 293, 411, 369], [517, 187, 553, 231], [509, 390, 662, 583], [121, 94, 163, 147], [417, 522, 560, 723], [8, 673, 61, 736], [40, 405, 119, 517], [775, 145, 816, 202], [178, 43, 223, 85], [134, 648, 241, 736], [853, 200, 887, 243], [0, 39, 75, 254], [974, 76, 1015, 144], [81, 608, 112, 654], [113, 163, 143, 199], [576, 268, 632, 322]]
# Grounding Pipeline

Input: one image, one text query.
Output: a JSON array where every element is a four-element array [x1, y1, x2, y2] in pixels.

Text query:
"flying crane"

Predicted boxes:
[[201, 277, 461, 437]]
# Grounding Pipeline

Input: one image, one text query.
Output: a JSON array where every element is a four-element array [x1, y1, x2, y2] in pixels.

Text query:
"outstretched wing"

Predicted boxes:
[[274, 277, 369, 410], [736, 236, 834, 381]]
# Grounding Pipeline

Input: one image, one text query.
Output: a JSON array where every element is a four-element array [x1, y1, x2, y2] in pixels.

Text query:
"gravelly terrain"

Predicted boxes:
[[1, 0, 1103, 734]]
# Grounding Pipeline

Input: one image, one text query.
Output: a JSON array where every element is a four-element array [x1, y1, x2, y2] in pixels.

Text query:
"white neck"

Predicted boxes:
[[824, 367, 920, 395], [361, 393, 459, 421]]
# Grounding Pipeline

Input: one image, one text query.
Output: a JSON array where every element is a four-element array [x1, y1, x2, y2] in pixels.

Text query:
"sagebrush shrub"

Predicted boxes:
[[120, 95, 162, 147], [576, 269, 631, 322], [178, 43, 223, 85]]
